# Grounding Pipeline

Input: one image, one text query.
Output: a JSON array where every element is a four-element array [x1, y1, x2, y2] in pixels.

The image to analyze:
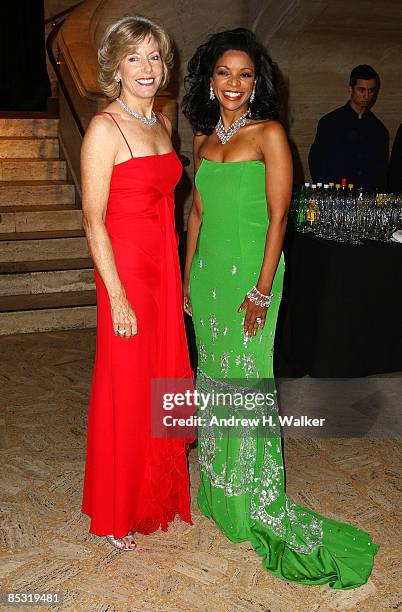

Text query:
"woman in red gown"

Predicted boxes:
[[81, 16, 193, 550]]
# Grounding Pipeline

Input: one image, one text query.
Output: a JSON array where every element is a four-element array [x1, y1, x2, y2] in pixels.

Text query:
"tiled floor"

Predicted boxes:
[[0, 330, 400, 611]]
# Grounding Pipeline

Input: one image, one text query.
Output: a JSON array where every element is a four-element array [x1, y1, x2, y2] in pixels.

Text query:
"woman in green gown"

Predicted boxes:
[[181, 28, 378, 589]]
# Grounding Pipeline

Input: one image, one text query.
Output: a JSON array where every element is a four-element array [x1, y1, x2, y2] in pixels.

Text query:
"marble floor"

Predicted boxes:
[[0, 330, 400, 612]]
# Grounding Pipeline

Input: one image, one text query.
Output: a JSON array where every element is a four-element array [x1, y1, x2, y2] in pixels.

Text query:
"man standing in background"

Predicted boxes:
[[308, 65, 388, 190], [388, 124, 402, 193]]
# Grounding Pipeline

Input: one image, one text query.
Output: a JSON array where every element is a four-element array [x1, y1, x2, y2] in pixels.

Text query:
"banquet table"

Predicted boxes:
[[274, 231, 402, 377]]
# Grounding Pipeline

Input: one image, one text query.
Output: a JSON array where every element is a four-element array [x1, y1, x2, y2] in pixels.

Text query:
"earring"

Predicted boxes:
[[114, 75, 121, 83], [209, 85, 215, 100], [249, 86, 255, 104]]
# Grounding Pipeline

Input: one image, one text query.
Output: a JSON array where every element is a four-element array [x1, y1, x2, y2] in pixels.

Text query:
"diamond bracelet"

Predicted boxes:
[[246, 285, 273, 308]]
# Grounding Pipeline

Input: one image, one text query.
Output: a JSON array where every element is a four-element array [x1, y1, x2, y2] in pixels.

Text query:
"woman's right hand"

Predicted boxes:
[[110, 293, 138, 338], [183, 277, 192, 316]]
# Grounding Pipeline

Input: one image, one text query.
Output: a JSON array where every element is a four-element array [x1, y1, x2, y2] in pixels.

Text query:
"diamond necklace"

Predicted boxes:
[[215, 109, 251, 144], [116, 97, 157, 126]]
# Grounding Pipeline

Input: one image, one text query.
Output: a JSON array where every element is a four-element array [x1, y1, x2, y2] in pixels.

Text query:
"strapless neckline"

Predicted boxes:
[[199, 157, 265, 165]]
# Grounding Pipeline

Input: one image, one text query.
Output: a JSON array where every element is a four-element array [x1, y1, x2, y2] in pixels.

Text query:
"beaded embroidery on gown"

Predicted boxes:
[[189, 158, 378, 589]]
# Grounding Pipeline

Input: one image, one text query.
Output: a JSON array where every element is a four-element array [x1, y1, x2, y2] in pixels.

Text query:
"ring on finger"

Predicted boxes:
[[116, 329, 127, 336], [256, 317, 262, 324]]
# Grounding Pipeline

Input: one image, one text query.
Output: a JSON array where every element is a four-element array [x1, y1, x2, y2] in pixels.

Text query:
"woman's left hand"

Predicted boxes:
[[237, 296, 267, 337]]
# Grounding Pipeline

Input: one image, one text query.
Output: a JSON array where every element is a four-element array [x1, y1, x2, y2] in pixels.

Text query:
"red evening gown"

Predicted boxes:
[[82, 113, 193, 538]]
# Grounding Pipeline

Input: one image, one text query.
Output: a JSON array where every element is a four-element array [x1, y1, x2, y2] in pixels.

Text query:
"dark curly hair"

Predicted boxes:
[[182, 28, 279, 135]]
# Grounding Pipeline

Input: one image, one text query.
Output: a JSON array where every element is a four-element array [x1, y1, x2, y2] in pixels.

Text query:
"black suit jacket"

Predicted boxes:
[[388, 124, 402, 193], [308, 102, 389, 190]]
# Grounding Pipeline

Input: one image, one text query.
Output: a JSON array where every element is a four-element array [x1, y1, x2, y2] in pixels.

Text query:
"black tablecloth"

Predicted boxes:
[[274, 232, 402, 377]]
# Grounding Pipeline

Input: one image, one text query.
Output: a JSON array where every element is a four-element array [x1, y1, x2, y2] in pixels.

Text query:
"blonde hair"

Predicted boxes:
[[98, 15, 173, 99]]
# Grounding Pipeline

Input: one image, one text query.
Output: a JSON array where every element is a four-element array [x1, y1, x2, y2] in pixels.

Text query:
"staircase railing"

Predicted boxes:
[[45, 1, 103, 195], [45, 2, 83, 26], [46, 20, 85, 138]]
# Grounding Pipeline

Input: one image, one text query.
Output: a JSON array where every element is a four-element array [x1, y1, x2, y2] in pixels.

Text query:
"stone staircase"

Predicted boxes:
[[0, 117, 96, 335]]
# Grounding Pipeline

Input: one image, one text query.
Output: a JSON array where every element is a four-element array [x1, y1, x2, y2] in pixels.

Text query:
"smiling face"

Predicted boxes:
[[211, 49, 256, 111], [116, 34, 163, 99]]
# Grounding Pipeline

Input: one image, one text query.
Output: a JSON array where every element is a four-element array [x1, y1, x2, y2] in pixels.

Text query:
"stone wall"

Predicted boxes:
[[44, 0, 79, 20]]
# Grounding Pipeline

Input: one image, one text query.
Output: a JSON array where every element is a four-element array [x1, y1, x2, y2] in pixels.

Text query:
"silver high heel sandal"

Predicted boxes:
[[105, 532, 136, 551]]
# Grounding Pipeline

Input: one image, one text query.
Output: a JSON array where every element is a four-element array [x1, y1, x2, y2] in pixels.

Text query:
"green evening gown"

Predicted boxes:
[[189, 158, 379, 589]]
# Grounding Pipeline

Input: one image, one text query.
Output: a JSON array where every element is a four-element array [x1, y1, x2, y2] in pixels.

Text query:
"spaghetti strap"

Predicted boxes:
[[96, 111, 134, 158], [157, 112, 168, 132]]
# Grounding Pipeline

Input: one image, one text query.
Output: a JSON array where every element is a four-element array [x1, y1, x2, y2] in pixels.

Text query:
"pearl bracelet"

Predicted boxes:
[[246, 285, 273, 308]]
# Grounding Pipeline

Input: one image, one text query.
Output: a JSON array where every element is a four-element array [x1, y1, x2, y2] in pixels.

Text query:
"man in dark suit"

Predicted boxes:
[[388, 124, 402, 193], [308, 65, 388, 190]]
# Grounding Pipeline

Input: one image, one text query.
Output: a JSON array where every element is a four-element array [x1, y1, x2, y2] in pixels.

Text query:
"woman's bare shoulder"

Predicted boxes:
[[193, 132, 208, 153], [248, 119, 287, 152], [83, 112, 121, 153], [88, 110, 118, 133], [250, 118, 285, 135], [260, 119, 288, 142], [81, 112, 121, 165], [158, 112, 172, 136]]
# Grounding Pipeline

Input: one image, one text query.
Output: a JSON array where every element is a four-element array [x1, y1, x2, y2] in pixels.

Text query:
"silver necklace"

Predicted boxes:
[[116, 97, 157, 126], [215, 109, 251, 144]]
